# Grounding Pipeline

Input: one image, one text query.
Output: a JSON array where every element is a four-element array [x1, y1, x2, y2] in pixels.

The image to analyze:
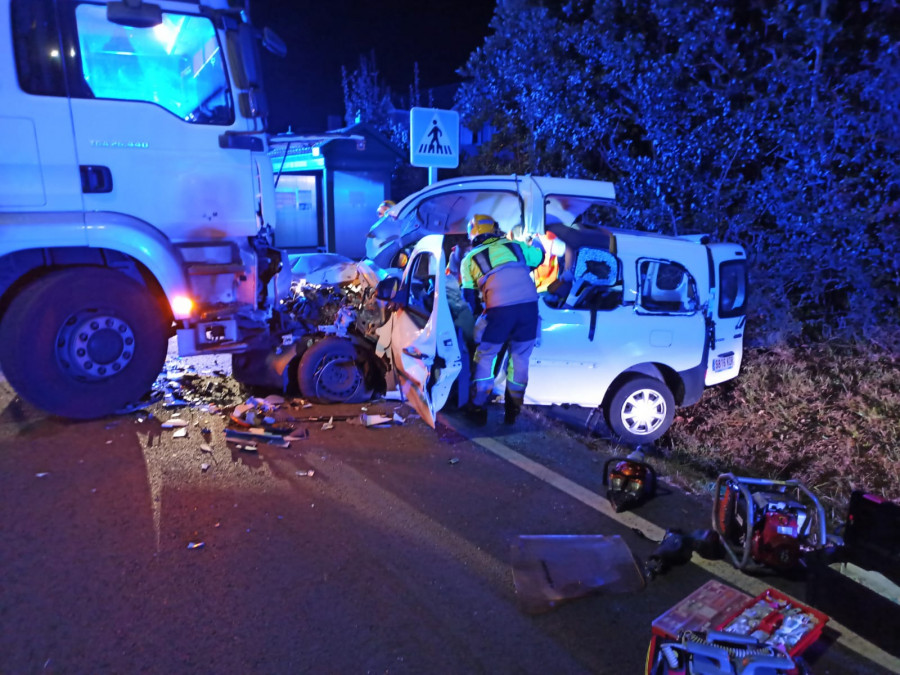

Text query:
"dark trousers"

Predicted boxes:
[[471, 301, 538, 410]]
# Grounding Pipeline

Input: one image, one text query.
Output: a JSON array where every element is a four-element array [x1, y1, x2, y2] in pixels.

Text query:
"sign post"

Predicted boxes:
[[410, 107, 459, 184]]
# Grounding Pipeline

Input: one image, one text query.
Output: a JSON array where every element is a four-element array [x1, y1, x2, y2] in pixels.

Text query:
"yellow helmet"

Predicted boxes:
[[376, 200, 395, 218], [467, 214, 497, 240]]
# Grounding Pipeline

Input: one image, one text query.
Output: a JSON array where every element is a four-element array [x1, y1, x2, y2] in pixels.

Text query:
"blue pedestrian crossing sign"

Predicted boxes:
[[410, 107, 459, 169]]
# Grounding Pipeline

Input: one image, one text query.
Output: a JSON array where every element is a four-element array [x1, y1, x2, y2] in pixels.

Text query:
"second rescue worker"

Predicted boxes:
[[460, 214, 543, 426]]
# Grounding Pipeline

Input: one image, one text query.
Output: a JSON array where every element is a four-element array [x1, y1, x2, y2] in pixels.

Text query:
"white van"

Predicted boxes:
[[368, 175, 747, 444]]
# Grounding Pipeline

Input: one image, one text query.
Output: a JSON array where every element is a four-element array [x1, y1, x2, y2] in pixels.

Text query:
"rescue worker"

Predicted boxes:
[[460, 215, 543, 425], [376, 199, 395, 218]]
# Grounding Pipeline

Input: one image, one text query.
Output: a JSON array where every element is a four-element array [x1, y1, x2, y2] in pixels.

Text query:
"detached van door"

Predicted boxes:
[[705, 244, 748, 385], [390, 234, 462, 427]]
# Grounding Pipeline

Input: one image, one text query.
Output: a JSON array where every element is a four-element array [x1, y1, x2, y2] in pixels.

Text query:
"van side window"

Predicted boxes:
[[73, 4, 234, 125], [638, 260, 699, 313], [11, 0, 67, 97], [719, 260, 748, 318]]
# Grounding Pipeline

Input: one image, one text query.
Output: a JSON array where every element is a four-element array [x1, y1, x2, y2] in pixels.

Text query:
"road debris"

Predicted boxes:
[[161, 418, 189, 429], [201, 463, 210, 472], [173, 427, 188, 438], [321, 416, 334, 431], [284, 428, 309, 441], [448, 458, 460, 466], [186, 541, 205, 550], [295, 470, 316, 477], [360, 413, 393, 428], [510, 534, 645, 614], [35, 472, 50, 478], [224, 428, 290, 448]]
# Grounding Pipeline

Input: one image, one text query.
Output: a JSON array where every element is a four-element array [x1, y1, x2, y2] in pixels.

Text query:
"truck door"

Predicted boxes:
[[705, 245, 748, 385], [3, 0, 84, 215], [389, 235, 462, 427], [62, 2, 260, 241]]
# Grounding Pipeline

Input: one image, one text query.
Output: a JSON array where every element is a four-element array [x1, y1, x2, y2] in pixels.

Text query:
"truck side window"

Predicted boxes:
[[11, 0, 67, 96], [73, 4, 234, 125], [639, 260, 699, 313]]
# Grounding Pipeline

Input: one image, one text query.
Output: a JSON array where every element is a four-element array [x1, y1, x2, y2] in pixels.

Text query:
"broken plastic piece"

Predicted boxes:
[[224, 428, 290, 448], [161, 418, 189, 428], [393, 412, 406, 424], [187, 542, 205, 549], [201, 463, 210, 472], [295, 470, 316, 477], [173, 427, 188, 438], [284, 428, 309, 441], [200, 443, 213, 454], [263, 394, 285, 407], [361, 413, 393, 428], [321, 416, 334, 430], [35, 472, 50, 478], [510, 534, 645, 614], [448, 457, 460, 465]]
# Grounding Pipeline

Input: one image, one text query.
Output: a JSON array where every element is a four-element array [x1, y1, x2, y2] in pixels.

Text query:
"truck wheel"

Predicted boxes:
[[0, 268, 169, 419], [605, 376, 675, 444], [297, 337, 371, 404]]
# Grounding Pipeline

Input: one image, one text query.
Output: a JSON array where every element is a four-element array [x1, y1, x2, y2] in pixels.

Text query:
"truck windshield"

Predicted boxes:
[[75, 4, 233, 125]]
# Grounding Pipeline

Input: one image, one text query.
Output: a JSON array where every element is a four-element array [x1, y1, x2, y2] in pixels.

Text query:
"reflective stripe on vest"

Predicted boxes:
[[472, 241, 525, 277]]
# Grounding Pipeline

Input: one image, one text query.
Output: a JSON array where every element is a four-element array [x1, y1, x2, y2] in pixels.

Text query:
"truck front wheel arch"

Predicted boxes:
[[0, 267, 169, 419], [604, 375, 676, 445]]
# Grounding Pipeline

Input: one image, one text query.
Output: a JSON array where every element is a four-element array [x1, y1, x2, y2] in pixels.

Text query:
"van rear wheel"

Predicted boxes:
[[605, 376, 675, 444], [0, 268, 170, 419]]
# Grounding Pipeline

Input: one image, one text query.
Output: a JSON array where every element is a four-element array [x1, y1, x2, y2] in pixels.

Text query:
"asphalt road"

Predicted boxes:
[[1, 364, 896, 674]]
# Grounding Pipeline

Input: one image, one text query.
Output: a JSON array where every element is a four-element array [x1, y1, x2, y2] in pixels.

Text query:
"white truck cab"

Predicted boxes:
[[0, 0, 289, 417], [372, 176, 747, 444]]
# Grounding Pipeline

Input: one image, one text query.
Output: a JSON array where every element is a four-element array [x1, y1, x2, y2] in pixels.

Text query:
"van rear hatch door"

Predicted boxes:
[[705, 244, 747, 385]]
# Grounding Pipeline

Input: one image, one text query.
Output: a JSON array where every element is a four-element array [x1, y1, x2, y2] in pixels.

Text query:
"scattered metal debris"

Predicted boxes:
[[224, 428, 290, 448]]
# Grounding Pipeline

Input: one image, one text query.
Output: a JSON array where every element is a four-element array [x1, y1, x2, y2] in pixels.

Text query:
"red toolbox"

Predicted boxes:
[[716, 587, 829, 673], [648, 582, 828, 675]]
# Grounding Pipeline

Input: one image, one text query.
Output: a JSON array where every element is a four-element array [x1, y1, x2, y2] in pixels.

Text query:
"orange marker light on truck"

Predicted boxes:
[[171, 295, 194, 319]]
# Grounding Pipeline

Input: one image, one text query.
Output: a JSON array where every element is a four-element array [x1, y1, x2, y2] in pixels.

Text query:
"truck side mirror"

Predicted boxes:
[[262, 27, 287, 58], [376, 277, 401, 302], [107, 1, 162, 28]]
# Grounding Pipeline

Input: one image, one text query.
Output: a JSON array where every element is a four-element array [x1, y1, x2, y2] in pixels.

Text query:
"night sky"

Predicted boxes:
[[251, 0, 497, 134]]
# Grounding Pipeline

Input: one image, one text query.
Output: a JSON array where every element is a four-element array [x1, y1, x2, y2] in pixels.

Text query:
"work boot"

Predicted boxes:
[[464, 403, 488, 426], [503, 397, 521, 426]]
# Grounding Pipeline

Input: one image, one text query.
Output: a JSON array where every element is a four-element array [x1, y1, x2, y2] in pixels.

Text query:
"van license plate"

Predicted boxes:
[[713, 355, 734, 372]]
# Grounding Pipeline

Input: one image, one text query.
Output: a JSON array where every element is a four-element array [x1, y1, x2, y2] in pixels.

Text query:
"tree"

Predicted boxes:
[[456, 0, 900, 348]]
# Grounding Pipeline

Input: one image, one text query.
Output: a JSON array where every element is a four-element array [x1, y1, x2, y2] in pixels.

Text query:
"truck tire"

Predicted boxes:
[[605, 376, 675, 445], [297, 337, 371, 404], [0, 268, 169, 419]]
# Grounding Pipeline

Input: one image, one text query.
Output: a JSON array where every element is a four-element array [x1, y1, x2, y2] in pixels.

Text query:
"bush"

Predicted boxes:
[[662, 342, 900, 518]]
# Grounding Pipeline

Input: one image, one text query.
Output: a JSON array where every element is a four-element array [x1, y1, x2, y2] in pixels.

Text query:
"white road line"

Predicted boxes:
[[463, 430, 900, 673]]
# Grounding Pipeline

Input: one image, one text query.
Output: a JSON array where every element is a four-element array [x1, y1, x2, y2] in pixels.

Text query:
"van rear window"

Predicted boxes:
[[719, 260, 747, 318]]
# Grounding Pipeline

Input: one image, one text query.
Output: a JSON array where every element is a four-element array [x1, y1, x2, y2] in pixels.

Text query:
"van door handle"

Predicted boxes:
[[80, 165, 113, 193]]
